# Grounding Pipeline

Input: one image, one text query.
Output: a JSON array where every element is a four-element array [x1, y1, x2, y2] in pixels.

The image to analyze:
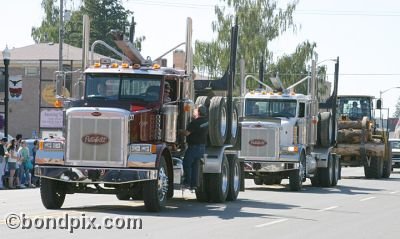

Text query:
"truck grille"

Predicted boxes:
[[65, 107, 130, 167], [240, 125, 279, 160]]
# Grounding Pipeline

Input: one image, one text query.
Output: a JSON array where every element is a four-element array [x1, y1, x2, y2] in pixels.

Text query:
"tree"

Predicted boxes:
[[394, 96, 400, 118], [31, 0, 145, 57], [267, 40, 326, 95], [31, 0, 60, 43], [194, 0, 298, 81]]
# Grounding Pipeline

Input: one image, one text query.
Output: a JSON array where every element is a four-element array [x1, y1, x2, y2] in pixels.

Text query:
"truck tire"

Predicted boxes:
[[254, 177, 264, 185], [319, 153, 334, 187], [116, 192, 131, 200], [227, 104, 239, 145], [143, 156, 169, 212], [209, 97, 227, 146], [195, 96, 211, 108], [331, 155, 340, 186], [40, 178, 66, 209], [208, 155, 230, 202], [226, 156, 240, 201], [382, 145, 392, 178], [318, 112, 332, 147], [364, 156, 383, 179], [289, 153, 305, 191], [196, 162, 210, 202]]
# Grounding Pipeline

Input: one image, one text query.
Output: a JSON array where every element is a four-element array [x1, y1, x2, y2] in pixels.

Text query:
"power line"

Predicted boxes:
[[126, 1, 400, 17], [296, 10, 400, 17]]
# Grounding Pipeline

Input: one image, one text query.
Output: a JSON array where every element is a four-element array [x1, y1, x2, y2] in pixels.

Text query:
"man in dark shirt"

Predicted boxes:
[[180, 104, 209, 190]]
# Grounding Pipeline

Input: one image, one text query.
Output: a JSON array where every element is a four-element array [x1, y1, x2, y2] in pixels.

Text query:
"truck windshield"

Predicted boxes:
[[337, 97, 372, 120], [85, 74, 162, 103], [245, 99, 297, 118]]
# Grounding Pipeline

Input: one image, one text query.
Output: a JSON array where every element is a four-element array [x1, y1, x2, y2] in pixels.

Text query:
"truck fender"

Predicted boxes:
[[203, 145, 233, 173]]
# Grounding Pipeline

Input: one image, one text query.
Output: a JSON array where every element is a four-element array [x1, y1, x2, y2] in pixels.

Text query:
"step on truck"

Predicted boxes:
[[35, 18, 244, 212], [239, 56, 341, 190], [332, 95, 392, 179]]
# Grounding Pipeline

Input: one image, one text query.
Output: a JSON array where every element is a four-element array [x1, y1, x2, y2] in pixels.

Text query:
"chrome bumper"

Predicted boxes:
[[35, 165, 158, 184]]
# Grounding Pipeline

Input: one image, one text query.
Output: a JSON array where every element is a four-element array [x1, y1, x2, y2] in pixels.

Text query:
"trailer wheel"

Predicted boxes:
[[209, 97, 227, 146], [364, 156, 383, 179], [319, 153, 334, 187], [226, 156, 240, 201], [208, 155, 230, 202], [289, 153, 305, 191], [143, 156, 168, 212], [318, 112, 332, 147], [40, 178, 66, 209]]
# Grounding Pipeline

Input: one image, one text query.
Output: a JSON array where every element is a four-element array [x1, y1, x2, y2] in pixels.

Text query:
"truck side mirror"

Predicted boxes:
[[376, 99, 382, 109]]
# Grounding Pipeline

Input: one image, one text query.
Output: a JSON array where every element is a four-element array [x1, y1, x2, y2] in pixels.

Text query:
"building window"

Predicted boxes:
[[25, 66, 39, 76]]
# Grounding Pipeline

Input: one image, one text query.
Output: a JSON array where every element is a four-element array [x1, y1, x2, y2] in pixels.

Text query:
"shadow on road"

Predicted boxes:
[[60, 196, 314, 222], [246, 183, 383, 196]]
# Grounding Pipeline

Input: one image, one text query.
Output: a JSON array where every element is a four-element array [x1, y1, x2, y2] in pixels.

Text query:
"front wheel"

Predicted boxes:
[[40, 178, 66, 209], [143, 156, 169, 212], [289, 153, 305, 191]]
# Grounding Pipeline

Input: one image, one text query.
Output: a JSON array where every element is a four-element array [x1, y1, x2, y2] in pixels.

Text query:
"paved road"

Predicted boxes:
[[1, 167, 400, 239]]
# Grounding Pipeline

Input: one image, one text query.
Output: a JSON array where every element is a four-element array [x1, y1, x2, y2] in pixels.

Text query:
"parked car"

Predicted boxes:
[[389, 138, 400, 168]]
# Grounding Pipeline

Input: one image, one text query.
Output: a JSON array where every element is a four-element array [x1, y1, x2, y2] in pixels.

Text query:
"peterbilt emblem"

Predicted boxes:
[[82, 134, 109, 145], [249, 139, 267, 146], [91, 112, 102, 116]]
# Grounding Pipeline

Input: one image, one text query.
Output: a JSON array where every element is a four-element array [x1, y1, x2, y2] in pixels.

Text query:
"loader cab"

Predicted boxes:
[[337, 96, 373, 120]]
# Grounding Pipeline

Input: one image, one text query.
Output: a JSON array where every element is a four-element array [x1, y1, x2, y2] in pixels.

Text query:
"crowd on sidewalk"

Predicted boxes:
[[0, 134, 39, 190]]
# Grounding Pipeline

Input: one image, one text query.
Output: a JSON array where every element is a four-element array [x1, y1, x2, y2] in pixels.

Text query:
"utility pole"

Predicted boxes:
[[59, 0, 64, 72]]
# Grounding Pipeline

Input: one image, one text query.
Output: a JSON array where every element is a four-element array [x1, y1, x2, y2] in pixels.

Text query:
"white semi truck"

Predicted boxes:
[[239, 57, 341, 190]]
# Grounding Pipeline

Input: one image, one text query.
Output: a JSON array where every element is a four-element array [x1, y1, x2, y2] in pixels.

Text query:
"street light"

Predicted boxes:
[[379, 86, 400, 105], [2, 46, 10, 138]]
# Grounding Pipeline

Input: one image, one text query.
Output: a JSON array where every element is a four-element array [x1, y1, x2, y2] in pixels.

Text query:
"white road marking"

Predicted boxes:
[[389, 191, 398, 194], [318, 206, 338, 212], [255, 218, 288, 228], [360, 196, 376, 202]]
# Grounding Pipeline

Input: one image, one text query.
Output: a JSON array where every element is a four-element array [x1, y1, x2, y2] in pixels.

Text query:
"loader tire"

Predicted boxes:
[[195, 96, 211, 108], [364, 156, 383, 179]]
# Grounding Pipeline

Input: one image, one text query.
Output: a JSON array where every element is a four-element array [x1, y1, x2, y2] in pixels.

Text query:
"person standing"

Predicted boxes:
[[18, 141, 33, 187], [0, 138, 7, 189], [180, 105, 209, 190], [6, 139, 20, 189]]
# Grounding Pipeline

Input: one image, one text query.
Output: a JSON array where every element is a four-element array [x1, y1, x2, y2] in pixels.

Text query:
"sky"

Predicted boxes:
[[1, 0, 400, 117]]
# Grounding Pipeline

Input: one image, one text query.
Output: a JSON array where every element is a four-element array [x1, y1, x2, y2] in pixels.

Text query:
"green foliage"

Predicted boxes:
[[31, 0, 60, 43], [194, 0, 298, 81], [31, 0, 146, 57], [267, 41, 318, 94]]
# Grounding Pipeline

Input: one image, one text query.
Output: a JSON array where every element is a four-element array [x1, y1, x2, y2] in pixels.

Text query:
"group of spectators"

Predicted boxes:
[[0, 134, 38, 190]]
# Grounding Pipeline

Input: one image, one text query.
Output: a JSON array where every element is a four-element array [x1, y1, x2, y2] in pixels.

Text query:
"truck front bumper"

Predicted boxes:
[[35, 165, 158, 184]]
